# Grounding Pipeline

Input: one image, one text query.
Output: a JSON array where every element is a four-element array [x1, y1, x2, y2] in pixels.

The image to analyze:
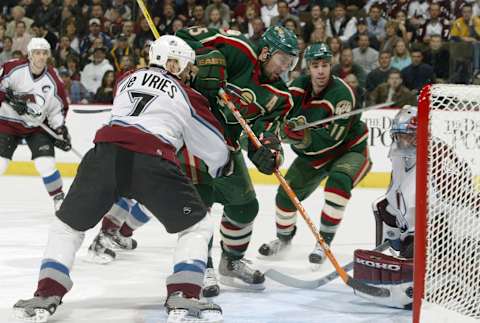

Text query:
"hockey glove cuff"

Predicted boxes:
[[193, 47, 227, 99], [247, 133, 283, 175], [54, 126, 72, 151]]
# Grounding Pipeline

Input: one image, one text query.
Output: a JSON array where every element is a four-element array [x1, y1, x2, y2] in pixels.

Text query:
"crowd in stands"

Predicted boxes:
[[0, 0, 479, 105]]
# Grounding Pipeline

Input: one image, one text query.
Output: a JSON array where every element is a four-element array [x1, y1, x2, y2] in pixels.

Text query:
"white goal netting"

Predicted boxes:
[[419, 84, 480, 321]]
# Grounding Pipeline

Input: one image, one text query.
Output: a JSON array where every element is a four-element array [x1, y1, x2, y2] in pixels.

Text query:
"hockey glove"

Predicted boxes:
[[193, 47, 227, 99], [5, 88, 28, 115], [280, 116, 311, 148], [247, 132, 283, 175], [53, 126, 72, 151]]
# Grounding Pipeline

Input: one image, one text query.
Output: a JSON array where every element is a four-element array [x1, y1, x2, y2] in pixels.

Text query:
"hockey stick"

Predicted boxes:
[[136, 0, 160, 39], [39, 123, 83, 159], [265, 241, 390, 289], [218, 89, 390, 298], [292, 101, 395, 131]]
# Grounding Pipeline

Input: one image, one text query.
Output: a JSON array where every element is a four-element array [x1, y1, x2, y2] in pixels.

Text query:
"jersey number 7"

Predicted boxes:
[[128, 91, 156, 116]]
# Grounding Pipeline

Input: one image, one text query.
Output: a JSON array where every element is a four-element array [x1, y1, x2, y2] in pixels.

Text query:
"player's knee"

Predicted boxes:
[[178, 213, 214, 244], [0, 157, 9, 175], [326, 171, 353, 194], [224, 198, 259, 224], [34, 156, 57, 177]]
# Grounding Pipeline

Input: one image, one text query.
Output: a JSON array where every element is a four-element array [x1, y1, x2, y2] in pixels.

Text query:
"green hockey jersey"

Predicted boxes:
[[176, 27, 293, 143], [287, 75, 369, 169]]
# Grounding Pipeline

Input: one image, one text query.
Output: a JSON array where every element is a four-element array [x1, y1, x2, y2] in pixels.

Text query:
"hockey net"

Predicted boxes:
[[414, 84, 480, 323]]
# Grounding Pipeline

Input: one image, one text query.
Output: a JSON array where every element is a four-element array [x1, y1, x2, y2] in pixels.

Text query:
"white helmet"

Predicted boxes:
[[27, 37, 51, 57], [148, 35, 195, 76]]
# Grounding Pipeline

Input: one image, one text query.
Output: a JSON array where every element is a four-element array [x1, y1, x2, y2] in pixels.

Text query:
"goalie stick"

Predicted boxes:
[[265, 241, 390, 289]]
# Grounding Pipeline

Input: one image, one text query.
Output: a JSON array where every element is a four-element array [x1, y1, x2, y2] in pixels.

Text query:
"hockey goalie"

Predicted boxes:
[[353, 104, 480, 310]]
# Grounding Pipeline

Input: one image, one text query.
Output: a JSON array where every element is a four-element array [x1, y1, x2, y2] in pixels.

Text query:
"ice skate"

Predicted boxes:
[[13, 295, 61, 323], [309, 243, 327, 270], [85, 232, 116, 264], [218, 253, 265, 291], [53, 193, 64, 212], [165, 291, 223, 323], [202, 268, 220, 298], [103, 227, 138, 250], [258, 237, 291, 257]]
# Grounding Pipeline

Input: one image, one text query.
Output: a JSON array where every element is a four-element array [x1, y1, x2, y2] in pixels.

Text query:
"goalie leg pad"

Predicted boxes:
[[353, 249, 413, 309]]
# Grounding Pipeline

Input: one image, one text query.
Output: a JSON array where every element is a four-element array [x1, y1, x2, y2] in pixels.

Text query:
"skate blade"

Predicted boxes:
[[219, 276, 265, 291], [83, 249, 115, 265], [167, 309, 223, 323], [309, 263, 322, 271], [12, 307, 51, 323]]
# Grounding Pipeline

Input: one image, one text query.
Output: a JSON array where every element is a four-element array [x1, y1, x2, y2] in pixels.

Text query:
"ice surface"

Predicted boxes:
[[0, 176, 411, 323]]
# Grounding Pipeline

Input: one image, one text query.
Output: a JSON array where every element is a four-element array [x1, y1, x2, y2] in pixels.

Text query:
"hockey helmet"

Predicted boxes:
[[304, 42, 332, 63], [149, 35, 195, 76], [261, 26, 299, 71], [390, 105, 417, 158], [27, 37, 51, 57]]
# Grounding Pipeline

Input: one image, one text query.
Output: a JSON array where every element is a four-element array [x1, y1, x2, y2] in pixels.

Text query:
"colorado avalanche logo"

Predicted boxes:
[[42, 85, 51, 93]]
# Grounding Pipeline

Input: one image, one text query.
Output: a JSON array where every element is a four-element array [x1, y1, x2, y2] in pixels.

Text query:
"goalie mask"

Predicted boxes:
[[149, 35, 195, 77], [390, 105, 417, 160]]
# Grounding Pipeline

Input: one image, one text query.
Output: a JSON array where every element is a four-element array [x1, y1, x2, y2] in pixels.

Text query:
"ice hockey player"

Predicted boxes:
[[13, 35, 229, 323], [175, 26, 299, 290], [258, 42, 372, 267], [0, 37, 71, 211]]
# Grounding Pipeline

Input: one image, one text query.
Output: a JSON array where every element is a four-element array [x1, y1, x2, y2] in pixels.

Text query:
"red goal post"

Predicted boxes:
[[414, 84, 480, 323]]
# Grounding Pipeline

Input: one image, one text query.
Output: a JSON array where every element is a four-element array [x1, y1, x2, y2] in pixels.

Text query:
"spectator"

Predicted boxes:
[[5, 6, 33, 38], [208, 8, 224, 29], [291, 36, 307, 75], [332, 47, 367, 89], [352, 34, 379, 74], [30, 22, 58, 51], [380, 20, 402, 53], [63, 21, 80, 54], [59, 67, 91, 104], [423, 35, 450, 82], [234, 0, 261, 26], [249, 17, 265, 46], [450, 4, 480, 74], [94, 70, 115, 104], [239, 4, 261, 36], [66, 54, 81, 81], [270, 0, 300, 27], [177, 0, 199, 22], [171, 18, 185, 34], [136, 40, 152, 69], [115, 55, 135, 79], [105, 0, 132, 21], [366, 4, 387, 43], [33, 0, 60, 30], [389, 0, 410, 18], [158, 3, 179, 35], [366, 50, 393, 93], [81, 47, 114, 96], [0, 36, 13, 65], [419, 3, 450, 44], [134, 18, 155, 55], [391, 39, 411, 71], [205, 0, 231, 29], [408, 0, 429, 28], [11, 50, 24, 59], [79, 18, 112, 57], [11, 21, 32, 56], [260, 0, 278, 28], [327, 36, 343, 65], [187, 5, 208, 27], [104, 8, 124, 38], [121, 21, 136, 48], [110, 34, 133, 72], [344, 73, 366, 108], [54, 35, 79, 67], [367, 69, 415, 105], [395, 10, 415, 44], [303, 4, 324, 43], [284, 18, 301, 37], [310, 21, 329, 43], [401, 49, 435, 91], [348, 17, 380, 50], [325, 3, 357, 43]]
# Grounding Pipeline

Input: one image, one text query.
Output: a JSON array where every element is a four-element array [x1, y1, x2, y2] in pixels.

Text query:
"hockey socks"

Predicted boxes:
[[166, 259, 207, 299], [319, 187, 351, 245], [219, 214, 253, 259]]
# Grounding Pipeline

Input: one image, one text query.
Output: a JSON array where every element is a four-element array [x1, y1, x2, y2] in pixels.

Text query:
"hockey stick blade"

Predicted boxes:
[[265, 241, 390, 289]]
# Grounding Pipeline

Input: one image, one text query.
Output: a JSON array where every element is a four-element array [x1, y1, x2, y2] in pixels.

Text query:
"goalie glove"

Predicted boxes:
[[247, 132, 283, 175], [54, 126, 72, 151]]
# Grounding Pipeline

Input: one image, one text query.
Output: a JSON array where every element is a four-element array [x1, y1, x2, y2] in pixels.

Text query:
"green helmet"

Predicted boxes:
[[261, 26, 299, 71], [304, 42, 333, 63]]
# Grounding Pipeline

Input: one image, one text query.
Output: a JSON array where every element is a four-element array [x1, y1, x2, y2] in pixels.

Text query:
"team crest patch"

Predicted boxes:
[[335, 100, 352, 116], [42, 85, 51, 93]]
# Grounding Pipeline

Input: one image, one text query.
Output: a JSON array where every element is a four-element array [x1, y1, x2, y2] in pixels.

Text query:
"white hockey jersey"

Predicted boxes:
[[0, 59, 68, 135], [94, 67, 229, 178], [385, 143, 416, 242]]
